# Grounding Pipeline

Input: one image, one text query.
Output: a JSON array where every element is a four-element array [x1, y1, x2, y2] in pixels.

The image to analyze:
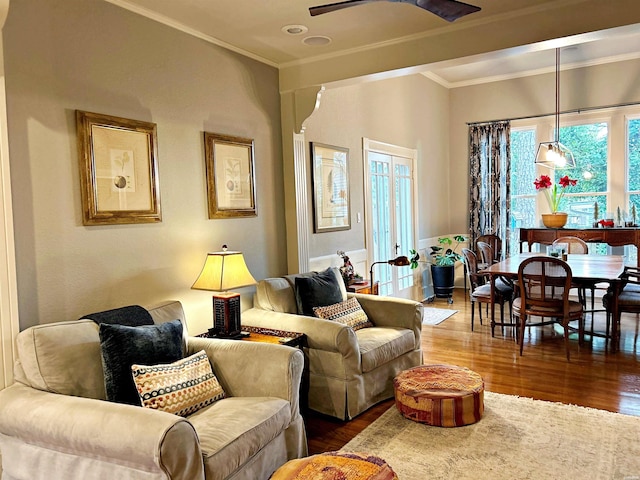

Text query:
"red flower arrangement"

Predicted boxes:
[[534, 174, 578, 213]]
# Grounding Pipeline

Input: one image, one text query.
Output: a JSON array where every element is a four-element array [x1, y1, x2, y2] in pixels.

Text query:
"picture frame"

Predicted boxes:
[[76, 110, 161, 225], [311, 142, 351, 233], [203, 132, 257, 219]]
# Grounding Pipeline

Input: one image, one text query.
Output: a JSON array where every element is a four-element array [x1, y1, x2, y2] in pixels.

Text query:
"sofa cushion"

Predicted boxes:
[[313, 297, 374, 331], [15, 319, 106, 399], [294, 267, 345, 316], [188, 396, 292, 480], [132, 350, 226, 417], [357, 327, 416, 373], [254, 277, 300, 313], [99, 319, 184, 405]]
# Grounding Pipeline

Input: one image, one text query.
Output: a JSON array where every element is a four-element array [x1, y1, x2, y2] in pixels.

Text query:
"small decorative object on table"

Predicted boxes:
[[337, 250, 355, 285]]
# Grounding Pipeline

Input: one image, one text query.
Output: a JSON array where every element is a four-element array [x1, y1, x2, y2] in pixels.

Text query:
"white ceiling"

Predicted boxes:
[[106, 0, 640, 87]]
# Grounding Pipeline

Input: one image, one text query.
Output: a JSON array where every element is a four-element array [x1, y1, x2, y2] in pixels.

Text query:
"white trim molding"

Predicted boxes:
[[0, 0, 19, 390]]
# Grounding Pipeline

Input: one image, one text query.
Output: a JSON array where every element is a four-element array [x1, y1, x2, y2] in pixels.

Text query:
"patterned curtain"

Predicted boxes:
[[469, 121, 511, 257]]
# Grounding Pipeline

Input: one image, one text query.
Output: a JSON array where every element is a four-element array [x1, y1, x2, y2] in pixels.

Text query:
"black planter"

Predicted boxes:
[[430, 264, 455, 300]]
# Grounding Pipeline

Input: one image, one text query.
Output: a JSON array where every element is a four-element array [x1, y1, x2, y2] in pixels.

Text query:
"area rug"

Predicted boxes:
[[342, 391, 640, 479], [422, 307, 457, 325]]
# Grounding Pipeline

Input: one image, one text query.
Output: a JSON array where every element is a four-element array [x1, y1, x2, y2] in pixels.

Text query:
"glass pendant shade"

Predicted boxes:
[[535, 141, 576, 169]]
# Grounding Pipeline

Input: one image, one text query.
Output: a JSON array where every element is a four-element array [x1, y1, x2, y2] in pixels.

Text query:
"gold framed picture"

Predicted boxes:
[[203, 132, 257, 219], [76, 110, 161, 225], [311, 142, 350, 233]]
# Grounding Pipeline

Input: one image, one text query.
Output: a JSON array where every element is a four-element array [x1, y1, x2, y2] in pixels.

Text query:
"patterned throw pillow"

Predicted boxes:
[[313, 297, 373, 331], [131, 350, 225, 417]]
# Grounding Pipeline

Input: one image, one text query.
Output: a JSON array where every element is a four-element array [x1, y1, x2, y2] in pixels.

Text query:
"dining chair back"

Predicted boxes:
[[552, 236, 588, 254], [462, 248, 513, 332], [602, 266, 640, 352], [552, 235, 603, 324], [513, 256, 584, 360], [475, 234, 502, 262], [476, 241, 495, 268]]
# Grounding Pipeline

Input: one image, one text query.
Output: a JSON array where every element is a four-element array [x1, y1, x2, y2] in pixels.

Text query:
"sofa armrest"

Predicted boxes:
[[242, 308, 359, 355], [0, 383, 204, 480], [187, 337, 305, 418], [350, 293, 424, 347]]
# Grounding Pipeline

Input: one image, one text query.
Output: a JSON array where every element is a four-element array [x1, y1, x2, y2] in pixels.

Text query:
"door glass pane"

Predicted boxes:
[[395, 162, 413, 291], [369, 152, 393, 295]]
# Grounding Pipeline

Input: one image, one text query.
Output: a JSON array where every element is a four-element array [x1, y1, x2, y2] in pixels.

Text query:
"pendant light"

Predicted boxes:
[[535, 48, 576, 169]]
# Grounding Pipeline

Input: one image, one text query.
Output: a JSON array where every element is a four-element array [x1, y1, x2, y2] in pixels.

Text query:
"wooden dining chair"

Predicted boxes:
[[475, 234, 502, 263], [513, 256, 584, 360], [602, 266, 640, 352], [476, 241, 496, 269], [461, 248, 513, 332], [552, 236, 606, 336]]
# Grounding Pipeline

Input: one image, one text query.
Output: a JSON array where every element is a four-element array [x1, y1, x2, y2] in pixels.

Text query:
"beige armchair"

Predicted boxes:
[[0, 301, 307, 480], [242, 268, 424, 420]]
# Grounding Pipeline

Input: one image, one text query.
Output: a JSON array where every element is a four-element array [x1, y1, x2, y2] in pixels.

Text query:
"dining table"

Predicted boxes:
[[480, 253, 625, 345]]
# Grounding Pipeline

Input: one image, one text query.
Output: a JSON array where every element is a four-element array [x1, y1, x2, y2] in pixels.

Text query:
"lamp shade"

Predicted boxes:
[[535, 141, 576, 169], [192, 251, 256, 292]]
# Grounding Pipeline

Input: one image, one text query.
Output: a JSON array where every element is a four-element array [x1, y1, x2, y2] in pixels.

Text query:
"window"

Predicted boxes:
[[510, 109, 640, 264], [627, 117, 640, 224], [556, 121, 608, 226], [510, 119, 609, 254]]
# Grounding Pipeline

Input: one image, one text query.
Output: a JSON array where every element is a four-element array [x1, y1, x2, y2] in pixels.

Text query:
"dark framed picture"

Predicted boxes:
[[76, 110, 161, 225], [311, 142, 350, 233], [203, 132, 257, 219]]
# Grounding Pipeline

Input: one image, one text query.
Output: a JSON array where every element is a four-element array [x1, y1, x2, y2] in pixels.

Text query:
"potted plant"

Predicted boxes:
[[429, 235, 466, 303]]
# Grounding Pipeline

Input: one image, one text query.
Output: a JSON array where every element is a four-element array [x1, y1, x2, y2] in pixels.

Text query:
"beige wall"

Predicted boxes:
[[302, 73, 452, 260], [4, 0, 285, 333], [449, 58, 640, 234]]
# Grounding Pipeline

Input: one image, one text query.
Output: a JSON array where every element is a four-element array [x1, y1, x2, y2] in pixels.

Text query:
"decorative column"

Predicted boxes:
[[280, 85, 324, 274], [0, 0, 19, 389]]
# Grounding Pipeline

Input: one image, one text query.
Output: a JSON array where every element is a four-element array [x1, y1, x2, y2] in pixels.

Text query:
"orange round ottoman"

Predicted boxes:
[[270, 451, 398, 480], [393, 364, 484, 427]]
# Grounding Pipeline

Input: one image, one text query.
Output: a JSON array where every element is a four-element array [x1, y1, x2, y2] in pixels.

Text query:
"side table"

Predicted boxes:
[[197, 325, 306, 349], [347, 280, 379, 295]]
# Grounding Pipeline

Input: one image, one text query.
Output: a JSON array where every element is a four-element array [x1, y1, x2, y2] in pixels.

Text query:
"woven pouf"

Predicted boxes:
[[393, 364, 484, 427], [270, 451, 398, 480]]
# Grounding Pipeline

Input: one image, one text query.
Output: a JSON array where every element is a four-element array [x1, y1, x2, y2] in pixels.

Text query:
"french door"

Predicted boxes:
[[363, 139, 418, 298]]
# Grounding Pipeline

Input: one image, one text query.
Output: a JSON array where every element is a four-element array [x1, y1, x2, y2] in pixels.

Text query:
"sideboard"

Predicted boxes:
[[518, 227, 640, 266]]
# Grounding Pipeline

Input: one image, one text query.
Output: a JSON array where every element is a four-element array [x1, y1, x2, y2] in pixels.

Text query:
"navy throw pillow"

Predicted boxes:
[[99, 320, 184, 405], [295, 268, 344, 316], [82, 305, 154, 327]]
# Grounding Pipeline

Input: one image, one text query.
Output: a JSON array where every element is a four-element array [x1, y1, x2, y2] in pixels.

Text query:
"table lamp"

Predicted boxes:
[[369, 255, 411, 291], [192, 246, 257, 337]]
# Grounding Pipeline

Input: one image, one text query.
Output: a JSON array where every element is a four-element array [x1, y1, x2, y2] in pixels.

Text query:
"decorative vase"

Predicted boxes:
[[541, 212, 568, 228]]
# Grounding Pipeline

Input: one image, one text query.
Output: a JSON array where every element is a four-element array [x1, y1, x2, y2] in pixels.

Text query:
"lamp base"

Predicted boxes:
[[211, 292, 241, 337]]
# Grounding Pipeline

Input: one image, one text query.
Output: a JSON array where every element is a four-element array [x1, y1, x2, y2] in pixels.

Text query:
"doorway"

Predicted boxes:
[[363, 138, 418, 298]]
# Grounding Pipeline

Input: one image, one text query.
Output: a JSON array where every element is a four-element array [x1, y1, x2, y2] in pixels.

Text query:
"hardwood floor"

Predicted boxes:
[[304, 288, 640, 454]]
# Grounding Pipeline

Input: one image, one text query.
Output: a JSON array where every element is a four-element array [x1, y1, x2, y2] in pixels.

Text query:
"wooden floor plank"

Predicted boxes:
[[304, 288, 640, 454]]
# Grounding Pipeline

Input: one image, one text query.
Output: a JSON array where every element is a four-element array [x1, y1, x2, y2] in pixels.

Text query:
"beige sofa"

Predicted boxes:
[[0, 301, 307, 480], [242, 269, 424, 420]]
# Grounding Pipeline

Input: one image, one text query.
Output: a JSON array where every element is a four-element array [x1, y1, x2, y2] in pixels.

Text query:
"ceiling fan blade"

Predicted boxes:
[[416, 0, 481, 22], [309, 0, 385, 17]]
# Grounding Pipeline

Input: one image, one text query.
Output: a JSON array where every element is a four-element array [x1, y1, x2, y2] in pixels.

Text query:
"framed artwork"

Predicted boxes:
[[76, 110, 161, 225], [311, 142, 350, 233], [203, 132, 257, 219]]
